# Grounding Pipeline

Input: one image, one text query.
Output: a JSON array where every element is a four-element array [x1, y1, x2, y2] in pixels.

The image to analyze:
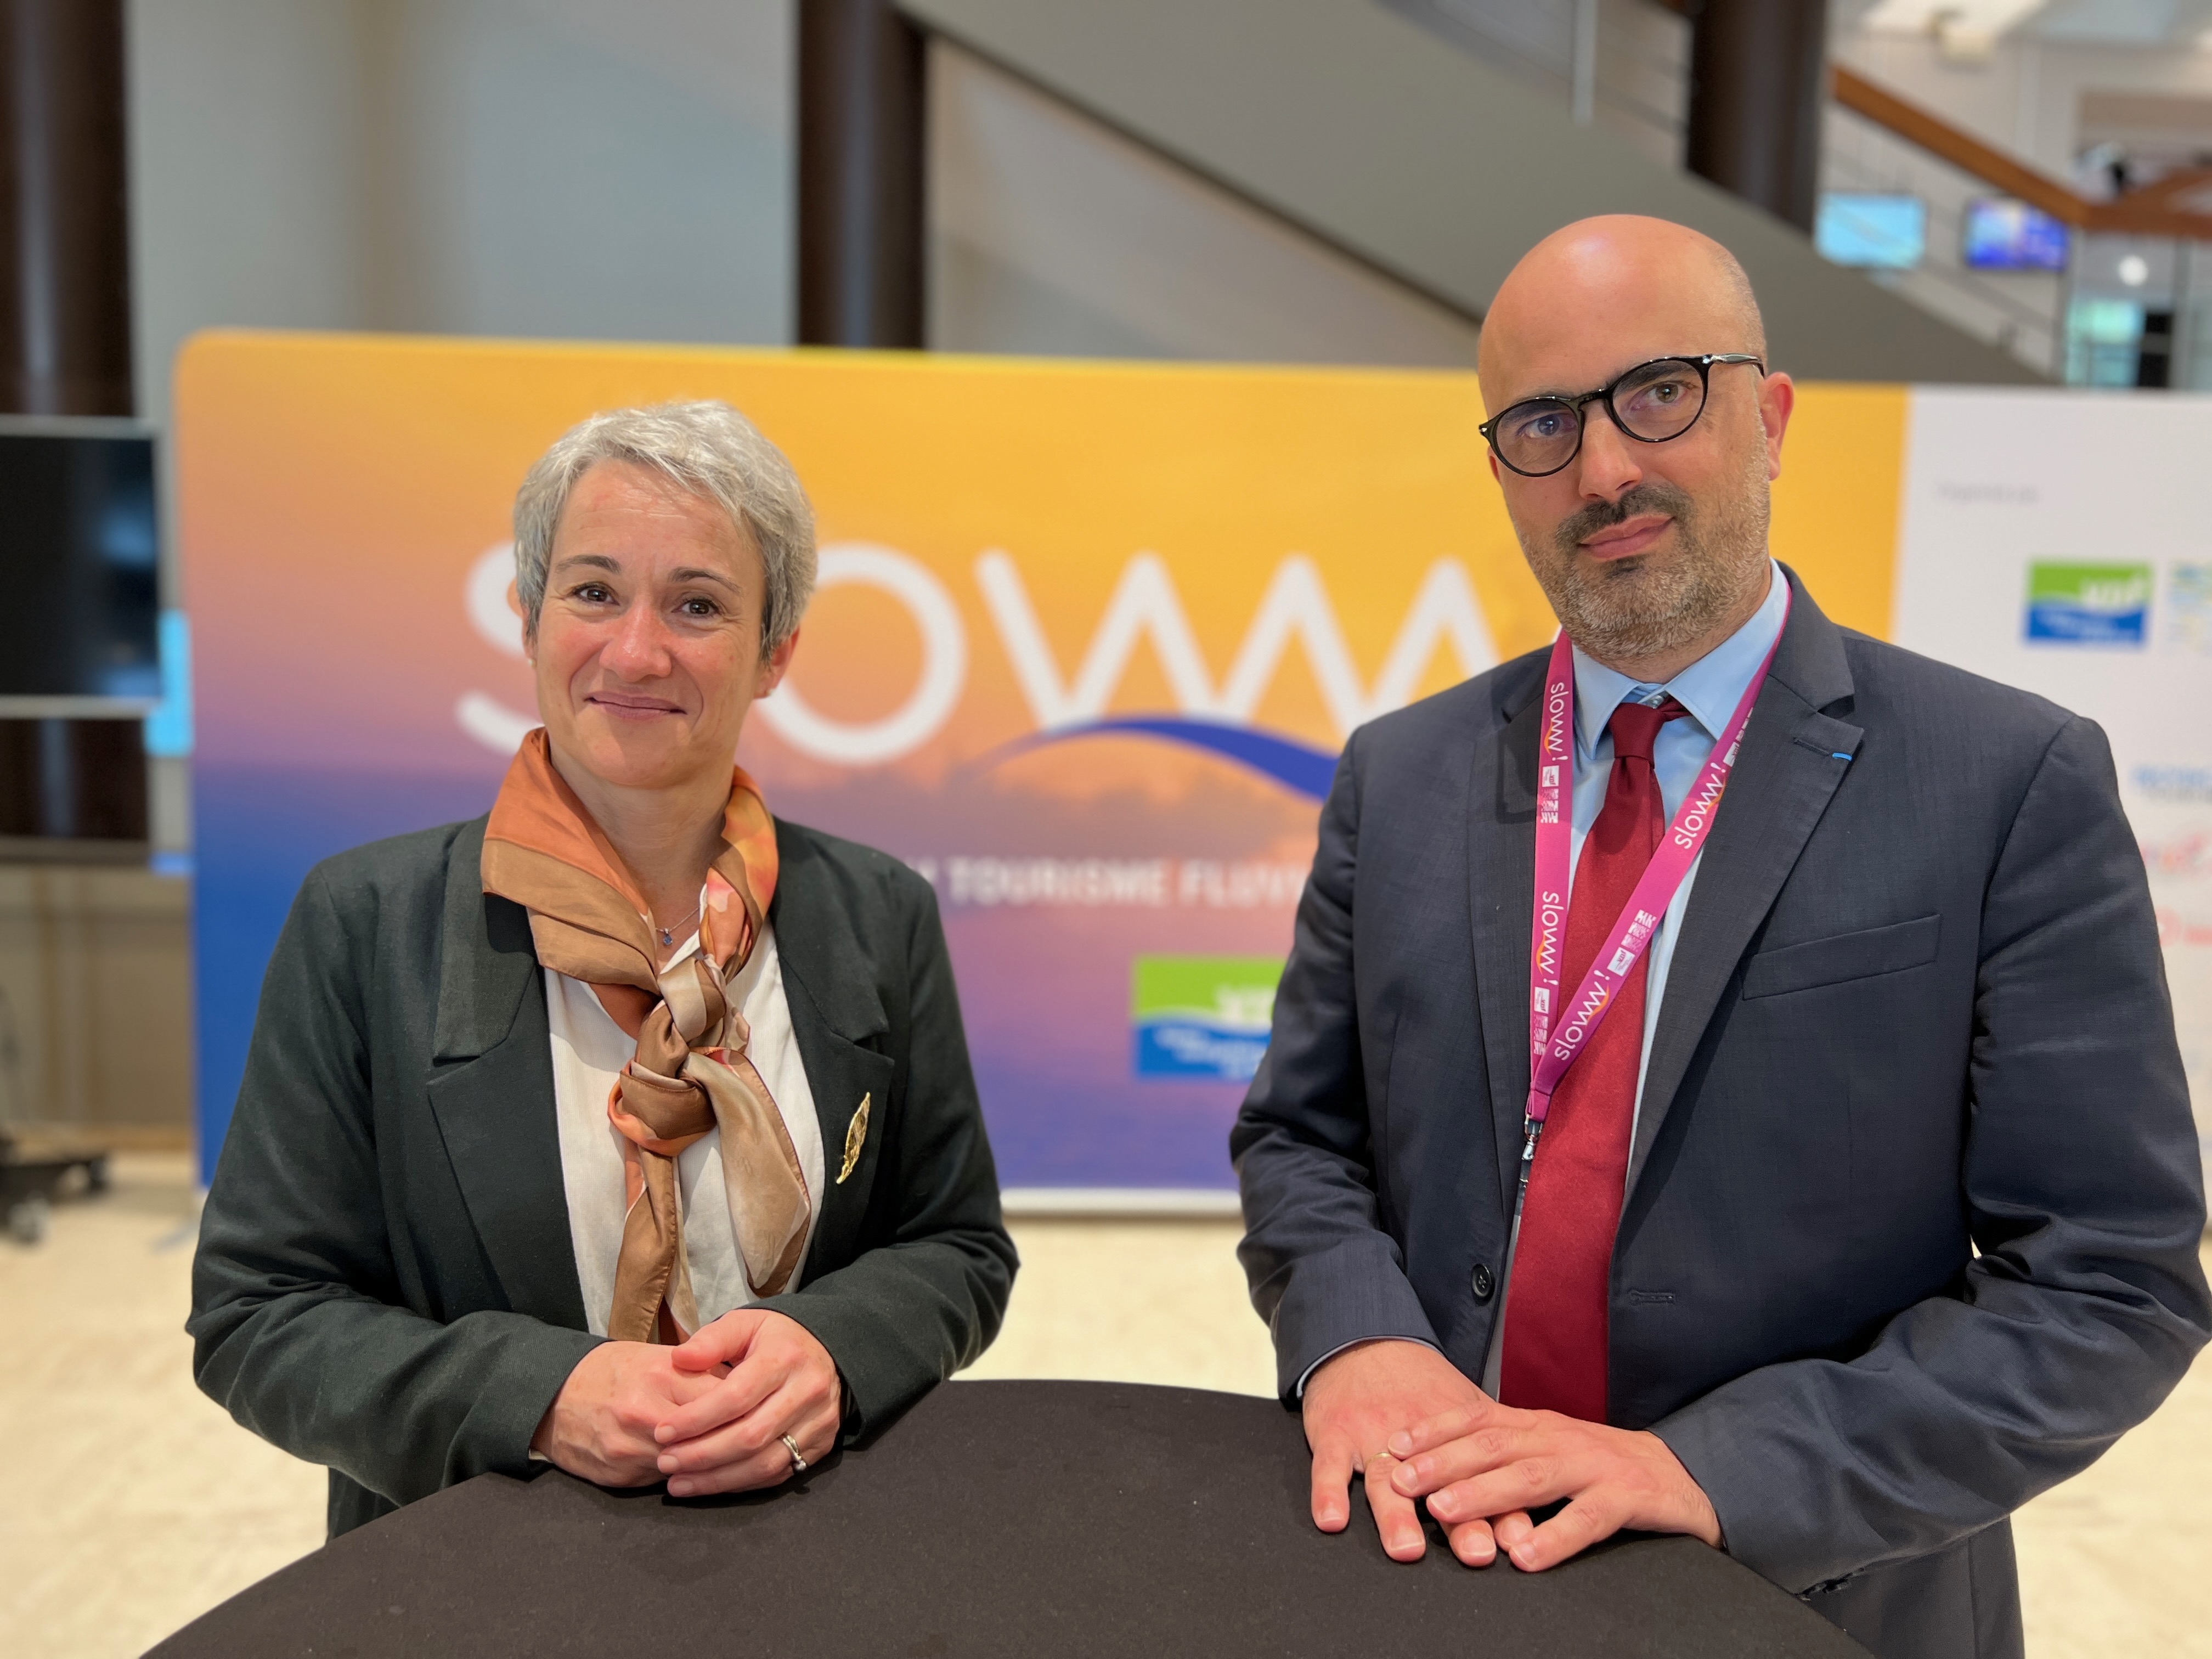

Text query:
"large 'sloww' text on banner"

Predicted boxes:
[[178, 335, 1904, 1188]]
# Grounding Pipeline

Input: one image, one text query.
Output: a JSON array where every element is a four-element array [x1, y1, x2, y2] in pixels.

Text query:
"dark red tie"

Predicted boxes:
[[1501, 697, 1688, 1423]]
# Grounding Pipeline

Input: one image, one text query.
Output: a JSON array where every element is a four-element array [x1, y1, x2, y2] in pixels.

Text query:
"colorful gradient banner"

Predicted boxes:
[[178, 334, 1905, 1188]]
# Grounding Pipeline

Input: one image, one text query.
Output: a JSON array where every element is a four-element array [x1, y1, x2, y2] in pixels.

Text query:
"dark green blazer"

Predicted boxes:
[[190, 815, 1017, 1538]]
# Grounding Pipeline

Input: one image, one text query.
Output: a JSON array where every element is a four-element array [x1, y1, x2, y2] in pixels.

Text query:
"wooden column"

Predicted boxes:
[[1683, 0, 1827, 234], [1, 0, 132, 415], [0, 0, 144, 845], [797, 0, 926, 348]]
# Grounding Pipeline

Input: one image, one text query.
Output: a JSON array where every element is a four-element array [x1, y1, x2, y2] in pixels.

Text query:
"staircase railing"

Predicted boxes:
[[1828, 64, 2212, 387], [1378, 0, 2212, 385], [1832, 67, 2212, 242]]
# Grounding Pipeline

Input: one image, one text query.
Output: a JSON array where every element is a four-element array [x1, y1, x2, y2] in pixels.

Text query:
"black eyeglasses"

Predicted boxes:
[[1479, 354, 1766, 478]]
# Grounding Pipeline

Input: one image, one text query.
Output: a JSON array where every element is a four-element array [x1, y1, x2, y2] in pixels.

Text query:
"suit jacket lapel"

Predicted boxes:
[[1470, 655, 1548, 1215], [769, 823, 898, 1284], [1626, 572, 1861, 1197], [424, 817, 591, 1330]]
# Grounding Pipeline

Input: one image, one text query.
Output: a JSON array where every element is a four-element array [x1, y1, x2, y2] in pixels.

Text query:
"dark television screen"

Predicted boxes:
[[0, 430, 160, 700]]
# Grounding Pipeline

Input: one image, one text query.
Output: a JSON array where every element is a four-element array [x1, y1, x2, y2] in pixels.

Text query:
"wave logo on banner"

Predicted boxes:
[[1131, 955, 1283, 1082], [2025, 561, 2151, 647], [453, 543, 1497, 802]]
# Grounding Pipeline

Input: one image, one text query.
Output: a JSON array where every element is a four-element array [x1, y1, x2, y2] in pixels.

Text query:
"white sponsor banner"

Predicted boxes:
[[1893, 387, 2212, 1173]]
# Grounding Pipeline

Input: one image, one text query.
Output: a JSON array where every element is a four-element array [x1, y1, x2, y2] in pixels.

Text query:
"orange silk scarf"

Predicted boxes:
[[482, 729, 808, 1342]]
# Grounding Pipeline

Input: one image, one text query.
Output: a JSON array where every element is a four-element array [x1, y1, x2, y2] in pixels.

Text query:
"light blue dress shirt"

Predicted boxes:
[[1475, 561, 1788, 1396], [1564, 560, 1789, 1130]]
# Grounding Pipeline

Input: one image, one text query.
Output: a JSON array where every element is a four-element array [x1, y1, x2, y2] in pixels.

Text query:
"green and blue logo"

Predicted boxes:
[[1132, 955, 1282, 1082], [2025, 561, 2150, 646]]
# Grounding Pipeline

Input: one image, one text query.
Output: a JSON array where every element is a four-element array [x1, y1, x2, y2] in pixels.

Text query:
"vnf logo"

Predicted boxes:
[[1131, 955, 1283, 1082], [2024, 561, 2151, 647], [458, 544, 1498, 797]]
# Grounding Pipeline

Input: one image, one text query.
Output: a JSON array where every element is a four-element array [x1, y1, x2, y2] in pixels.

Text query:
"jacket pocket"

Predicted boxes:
[[1741, 913, 1941, 1000]]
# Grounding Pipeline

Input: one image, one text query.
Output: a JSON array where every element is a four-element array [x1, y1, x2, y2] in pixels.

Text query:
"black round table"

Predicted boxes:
[[150, 1380, 1868, 1657]]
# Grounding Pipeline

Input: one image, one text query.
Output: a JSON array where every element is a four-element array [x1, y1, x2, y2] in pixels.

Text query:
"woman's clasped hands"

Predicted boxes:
[[531, 1307, 843, 1497]]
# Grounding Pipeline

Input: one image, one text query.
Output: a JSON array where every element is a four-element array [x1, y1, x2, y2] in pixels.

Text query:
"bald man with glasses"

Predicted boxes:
[[1232, 215, 2209, 1659]]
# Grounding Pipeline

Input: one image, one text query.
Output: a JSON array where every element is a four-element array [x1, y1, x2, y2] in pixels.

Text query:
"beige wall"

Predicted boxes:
[[0, 867, 192, 1137], [928, 44, 1482, 365], [125, 0, 798, 428]]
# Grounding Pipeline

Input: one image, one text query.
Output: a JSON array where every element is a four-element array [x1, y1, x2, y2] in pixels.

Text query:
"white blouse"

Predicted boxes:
[[545, 918, 825, 1338]]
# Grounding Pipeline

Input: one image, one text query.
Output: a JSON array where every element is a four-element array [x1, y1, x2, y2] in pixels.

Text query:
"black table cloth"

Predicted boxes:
[[151, 1379, 1869, 1657]]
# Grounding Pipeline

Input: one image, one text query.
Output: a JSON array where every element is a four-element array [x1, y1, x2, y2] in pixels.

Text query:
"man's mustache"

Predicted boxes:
[[1554, 482, 1694, 558]]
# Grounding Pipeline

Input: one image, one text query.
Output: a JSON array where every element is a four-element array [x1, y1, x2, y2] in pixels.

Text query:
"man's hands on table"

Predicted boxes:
[[1303, 1339, 1720, 1572], [1304, 1339, 1499, 1565], [532, 1308, 843, 1498]]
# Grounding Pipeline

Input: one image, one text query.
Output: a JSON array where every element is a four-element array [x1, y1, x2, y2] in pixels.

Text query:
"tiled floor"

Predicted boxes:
[[1, 1156, 326, 1659], [2, 1155, 2205, 1656]]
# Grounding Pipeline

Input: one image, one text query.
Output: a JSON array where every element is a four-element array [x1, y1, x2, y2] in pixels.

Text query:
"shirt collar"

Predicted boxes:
[[1571, 561, 1786, 763]]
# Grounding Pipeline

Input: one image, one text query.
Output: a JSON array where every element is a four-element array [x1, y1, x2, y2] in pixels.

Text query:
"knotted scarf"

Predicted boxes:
[[482, 729, 810, 1342]]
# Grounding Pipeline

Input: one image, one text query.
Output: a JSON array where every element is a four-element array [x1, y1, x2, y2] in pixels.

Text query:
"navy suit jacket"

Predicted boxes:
[[1232, 571, 2209, 1659]]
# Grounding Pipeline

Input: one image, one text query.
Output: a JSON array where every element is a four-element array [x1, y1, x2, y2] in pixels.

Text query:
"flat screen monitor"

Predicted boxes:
[[1962, 199, 2070, 272], [1815, 193, 1927, 269], [0, 427, 160, 701]]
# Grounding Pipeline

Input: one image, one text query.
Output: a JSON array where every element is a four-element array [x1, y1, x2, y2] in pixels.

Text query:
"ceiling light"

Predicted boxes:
[[2118, 254, 2150, 287], [1860, 0, 2053, 55]]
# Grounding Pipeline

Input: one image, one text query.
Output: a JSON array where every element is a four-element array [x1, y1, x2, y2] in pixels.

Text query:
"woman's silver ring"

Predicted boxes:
[[781, 1432, 806, 1475]]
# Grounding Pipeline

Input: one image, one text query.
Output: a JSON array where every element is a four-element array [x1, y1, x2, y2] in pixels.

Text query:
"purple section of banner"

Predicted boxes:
[[193, 764, 499, 1182]]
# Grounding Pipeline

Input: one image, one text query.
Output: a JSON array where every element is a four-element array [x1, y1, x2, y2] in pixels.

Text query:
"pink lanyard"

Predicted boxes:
[[1522, 590, 1790, 1169]]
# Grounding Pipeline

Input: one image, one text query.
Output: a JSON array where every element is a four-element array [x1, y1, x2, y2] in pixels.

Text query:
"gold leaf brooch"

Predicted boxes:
[[838, 1092, 870, 1184]]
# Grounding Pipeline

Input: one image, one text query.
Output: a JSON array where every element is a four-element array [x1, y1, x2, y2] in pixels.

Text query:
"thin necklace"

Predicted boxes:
[[654, 901, 702, 948]]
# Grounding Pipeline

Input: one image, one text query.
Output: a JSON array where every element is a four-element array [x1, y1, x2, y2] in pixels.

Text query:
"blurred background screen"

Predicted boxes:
[[1815, 191, 1929, 268], [0, 431, 160, 702], [1962, 199, 2074, 273]]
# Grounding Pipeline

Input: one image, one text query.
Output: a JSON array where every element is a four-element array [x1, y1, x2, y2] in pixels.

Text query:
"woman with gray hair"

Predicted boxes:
[[190, 401, 1016, 1537]]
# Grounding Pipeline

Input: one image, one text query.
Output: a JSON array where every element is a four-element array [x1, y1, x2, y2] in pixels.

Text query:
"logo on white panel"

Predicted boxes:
[[2166, 563, 2212, 656], [2024, 561, 2150, 648]]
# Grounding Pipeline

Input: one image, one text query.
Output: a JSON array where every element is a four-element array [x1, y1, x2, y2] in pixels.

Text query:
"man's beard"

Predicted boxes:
[[1516, 454, 1771, 667]]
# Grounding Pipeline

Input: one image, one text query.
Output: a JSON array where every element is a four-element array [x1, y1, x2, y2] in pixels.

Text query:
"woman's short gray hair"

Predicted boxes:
[[512, 400, 817, 651]]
